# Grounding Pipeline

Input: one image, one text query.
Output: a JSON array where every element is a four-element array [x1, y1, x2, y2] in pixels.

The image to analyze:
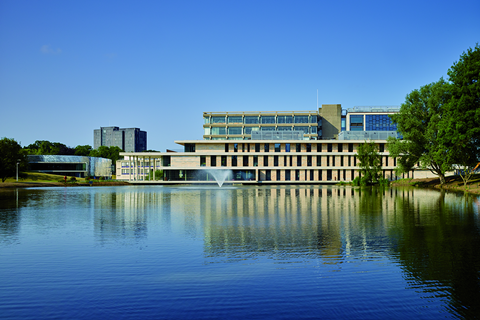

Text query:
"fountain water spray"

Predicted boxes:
[[205, 169, 232, 187]]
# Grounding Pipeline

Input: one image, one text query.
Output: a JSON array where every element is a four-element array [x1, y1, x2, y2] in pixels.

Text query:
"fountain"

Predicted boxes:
[[206, 169, 232, 187]]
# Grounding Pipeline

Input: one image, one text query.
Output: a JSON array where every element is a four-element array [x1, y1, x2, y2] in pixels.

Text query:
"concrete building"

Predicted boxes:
[[114, 104, 428, 184], [202, 104, 398, 141], [115, 139, 436, 184], [94, 126, 147, 152]]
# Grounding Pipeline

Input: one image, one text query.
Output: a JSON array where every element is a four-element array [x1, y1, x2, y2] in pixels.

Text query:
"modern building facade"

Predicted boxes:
[[114, 104, 421, 184], [28, 155, 112, 178], [94, 127, 147, 152], [115, 139, 436, 184], [203, 104, 398, 141]]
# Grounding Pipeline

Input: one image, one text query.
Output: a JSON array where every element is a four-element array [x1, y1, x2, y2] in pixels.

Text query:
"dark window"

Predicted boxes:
[[327, 170, 332, 181], [379, 143, 385, 152], [234, 144, 238, 152], [211, 156, 216, 167], [264, 144, 269, 152], [307, 155, 312, 167], [232, 156, 237, 167], [263, 156, 268, 166], [340, 156, 344, 166], [296, 144, 301, 152], [327, 156, 330, 167], [225, 144, 229, 152], [286, 144, 291, 152], [348, 143, 353, 152], [276, 170, 281, 181], [253, 156, 258, 167], [274, 156, 279, 166], [247, 144, 250, 152], [319, 170, 322, 180], [295, 170, 300, 181], [327, 143, 332, 152], [221, 156, 227, 166], [310, 170, 314, 180], [286, 170, 291, 181], [317, 156, 321, 166], [306, 143, 311, 152], [255, 143, 260, 152], [338, 144, 343, 152], [317, 144, 322, 152], [244, 156, 249, 166], [354, 156, 357, 166], [297, 155, 302, 166], [200, 156, 206, 167], [266, 170, 271, 181], [275, 143, 280, 152], [185, 143, 195, 152], [332, 156, 335, 166]]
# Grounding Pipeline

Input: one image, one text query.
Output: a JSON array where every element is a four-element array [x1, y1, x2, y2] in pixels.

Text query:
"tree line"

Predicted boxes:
[[0, 138, 123, 182], [388, 44, 480, 185]]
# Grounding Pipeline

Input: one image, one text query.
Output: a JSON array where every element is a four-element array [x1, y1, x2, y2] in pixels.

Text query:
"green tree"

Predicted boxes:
[[75, 145, 93, 156], [0, 138, 28, 182], [388, 79, 452, 185], [356, 141, 382, 185], [442, 44, 480, 186], [24, 140, 74, 155]]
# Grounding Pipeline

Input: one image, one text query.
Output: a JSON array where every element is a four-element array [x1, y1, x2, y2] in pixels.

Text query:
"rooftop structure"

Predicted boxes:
[[203, 105, 399, 141]]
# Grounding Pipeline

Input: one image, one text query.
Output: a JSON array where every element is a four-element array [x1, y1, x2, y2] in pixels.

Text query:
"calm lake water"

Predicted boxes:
[[1, 185, 479, 319]]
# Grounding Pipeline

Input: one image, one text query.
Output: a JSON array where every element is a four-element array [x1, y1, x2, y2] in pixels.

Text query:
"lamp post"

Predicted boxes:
[[16, 160, 20, 182]]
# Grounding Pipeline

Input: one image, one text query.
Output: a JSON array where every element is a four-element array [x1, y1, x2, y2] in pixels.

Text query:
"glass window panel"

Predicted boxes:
[[204, 127, 211, 135], [310, 115, 318, 123], [212, 127, 226, 135], [228, 127, 242, 135], [244, 127, 259, 134], [294, 115, 309, 123], [277, 126, 292, 131], [294, 126, 309, 134], [310, 126, 317, 134], [260, 116, 275, 124], [212, 116, 226, 123], [244, 116, 259, 124], [277, 116, 286, 123], [203, 116, 210, 124], [228, 116, 243, 124]]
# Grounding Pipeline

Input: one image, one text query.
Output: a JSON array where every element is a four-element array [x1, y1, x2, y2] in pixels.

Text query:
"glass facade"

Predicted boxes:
[[365, 115, 397, 131], [350, 115, 364, 131]]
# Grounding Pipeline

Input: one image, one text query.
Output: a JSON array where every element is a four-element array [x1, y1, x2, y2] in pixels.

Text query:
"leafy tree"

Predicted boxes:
[[388, 79, 452, 185], [0, 138, 28, 182], [75, 145, 93, 156], [24, 140, 74, 155], [442, 44, 480, 186], [356, 141, 382, 185]]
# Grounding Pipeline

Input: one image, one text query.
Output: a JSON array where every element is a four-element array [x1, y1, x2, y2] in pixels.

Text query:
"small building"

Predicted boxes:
[[28, 155, 112, 178]]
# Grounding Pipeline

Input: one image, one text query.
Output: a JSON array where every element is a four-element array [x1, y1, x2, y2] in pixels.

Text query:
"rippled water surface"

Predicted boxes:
[[1, 185, 479, 319]]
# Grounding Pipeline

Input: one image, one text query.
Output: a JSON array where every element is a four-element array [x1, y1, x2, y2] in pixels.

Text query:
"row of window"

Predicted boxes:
[[221, 143, 385, 153], [199, 155, 396, 167], [204, 115, 319, 125], [205, 126, 318, 135]]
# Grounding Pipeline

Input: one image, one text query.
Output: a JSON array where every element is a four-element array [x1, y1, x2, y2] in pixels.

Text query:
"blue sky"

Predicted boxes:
[[1, 0, 479, 151]]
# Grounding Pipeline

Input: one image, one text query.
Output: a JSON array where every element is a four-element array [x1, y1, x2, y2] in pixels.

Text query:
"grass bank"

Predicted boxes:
[[391, 174, 480, 195], [0, 172, 129, 188]]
